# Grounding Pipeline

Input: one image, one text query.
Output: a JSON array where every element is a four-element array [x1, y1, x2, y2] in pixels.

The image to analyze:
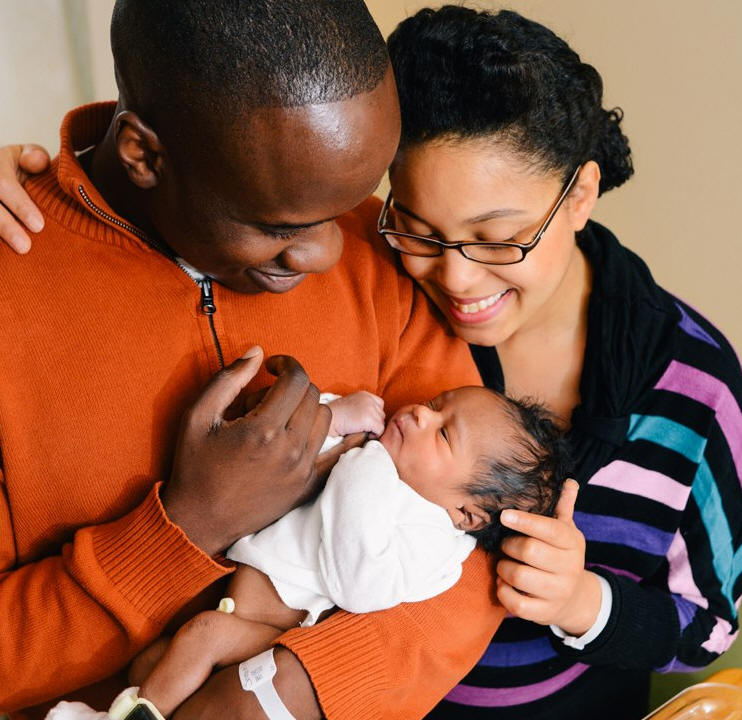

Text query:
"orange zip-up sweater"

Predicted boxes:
[[0, 103, 504, 719]]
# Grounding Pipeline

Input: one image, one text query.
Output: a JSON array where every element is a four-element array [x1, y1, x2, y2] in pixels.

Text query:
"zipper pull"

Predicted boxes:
[[200, 278, 217, 315]]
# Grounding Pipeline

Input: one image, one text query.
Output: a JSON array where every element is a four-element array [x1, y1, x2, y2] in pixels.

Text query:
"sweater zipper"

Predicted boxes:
[[198, 277, 225, 370], [78, 185, 226, 370]]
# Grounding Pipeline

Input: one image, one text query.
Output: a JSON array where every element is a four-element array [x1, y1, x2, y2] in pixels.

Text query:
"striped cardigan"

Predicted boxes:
[[439, 222, 742, 720]]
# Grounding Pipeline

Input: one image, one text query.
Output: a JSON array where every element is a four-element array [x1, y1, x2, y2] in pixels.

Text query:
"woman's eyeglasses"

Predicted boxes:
[[377, 166, 582, 266]]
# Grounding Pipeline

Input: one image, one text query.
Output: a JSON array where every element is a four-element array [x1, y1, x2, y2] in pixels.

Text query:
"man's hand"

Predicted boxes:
[[172, 647, 321, 720], [163, 347, 333, 557], [496, 479, 602, 636], [0, 143, 49, 253]]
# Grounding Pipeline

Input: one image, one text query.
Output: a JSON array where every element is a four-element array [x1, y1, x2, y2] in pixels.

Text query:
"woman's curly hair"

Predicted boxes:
[[388, 6, 633, 194]]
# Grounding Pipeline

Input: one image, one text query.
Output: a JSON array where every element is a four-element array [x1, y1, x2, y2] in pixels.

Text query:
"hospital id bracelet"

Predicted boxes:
[[238, 648, 297, 720]]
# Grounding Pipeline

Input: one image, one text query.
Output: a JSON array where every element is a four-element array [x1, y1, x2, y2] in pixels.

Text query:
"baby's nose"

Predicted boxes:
[[412, 404, 434, 425]]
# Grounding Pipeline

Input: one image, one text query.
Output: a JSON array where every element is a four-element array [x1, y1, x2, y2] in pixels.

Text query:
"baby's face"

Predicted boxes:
[[379, 386, 511, 529]]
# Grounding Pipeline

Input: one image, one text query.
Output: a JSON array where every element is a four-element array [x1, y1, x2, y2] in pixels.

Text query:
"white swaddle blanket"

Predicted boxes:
[[228, 440, 476, 625]]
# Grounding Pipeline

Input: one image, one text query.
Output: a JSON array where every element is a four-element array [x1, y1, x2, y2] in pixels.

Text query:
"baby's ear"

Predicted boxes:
[[455, 502, 491, 531]]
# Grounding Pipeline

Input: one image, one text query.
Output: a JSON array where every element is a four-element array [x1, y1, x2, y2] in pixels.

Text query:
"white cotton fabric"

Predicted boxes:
[[227, 441, 476, 625], [44, 702, 108, 720], [319, 392, 343, 453], [550, 574, 613, 649]]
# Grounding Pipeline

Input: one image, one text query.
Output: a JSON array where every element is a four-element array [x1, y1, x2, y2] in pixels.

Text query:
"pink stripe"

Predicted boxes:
[[702, 616, 738, 654], [589, 460, 690, 511], [656, 360, 742, 481], [667, 530, 708, 609], [445, 663, 589, 707]]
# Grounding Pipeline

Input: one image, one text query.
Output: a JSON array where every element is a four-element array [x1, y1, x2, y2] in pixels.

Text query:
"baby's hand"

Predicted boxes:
[[328, 391, 385, 438]]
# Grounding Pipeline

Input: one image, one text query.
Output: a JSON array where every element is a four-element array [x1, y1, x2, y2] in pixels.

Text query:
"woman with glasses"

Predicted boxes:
[[377, 7, 742, 720], [0, 6, 740, 720]]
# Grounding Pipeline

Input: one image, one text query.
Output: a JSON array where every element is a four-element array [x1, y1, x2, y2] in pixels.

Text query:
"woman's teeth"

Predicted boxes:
[[450, 290, 508, 314]]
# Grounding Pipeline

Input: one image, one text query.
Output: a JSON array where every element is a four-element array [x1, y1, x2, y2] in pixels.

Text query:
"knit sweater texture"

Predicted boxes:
[[0, 103, 503, 718], [440, 222, 742, 720]]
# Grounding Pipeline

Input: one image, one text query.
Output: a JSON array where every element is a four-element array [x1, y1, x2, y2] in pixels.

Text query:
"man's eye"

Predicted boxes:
[[264, 228, 301, 240]]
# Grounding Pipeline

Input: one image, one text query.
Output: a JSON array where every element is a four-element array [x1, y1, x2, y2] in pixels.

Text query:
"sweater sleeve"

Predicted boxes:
[[316, 443, 476, 614], [553, 376, 742, 672], [0, 480, 231, 712]]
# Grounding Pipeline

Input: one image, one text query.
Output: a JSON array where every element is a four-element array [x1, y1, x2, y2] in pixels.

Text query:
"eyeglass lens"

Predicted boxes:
[[385, 233, 523, 264]]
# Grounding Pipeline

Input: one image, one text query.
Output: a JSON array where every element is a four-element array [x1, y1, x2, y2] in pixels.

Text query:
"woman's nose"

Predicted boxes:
[[435, 247, 486, 292]]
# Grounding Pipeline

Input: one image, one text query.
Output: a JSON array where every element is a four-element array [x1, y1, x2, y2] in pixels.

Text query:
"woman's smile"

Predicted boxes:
[[446, 288, 513, 324]]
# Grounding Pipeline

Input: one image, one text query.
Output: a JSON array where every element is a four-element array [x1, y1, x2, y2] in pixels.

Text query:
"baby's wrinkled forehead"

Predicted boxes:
[[438, 386, 518, 448]]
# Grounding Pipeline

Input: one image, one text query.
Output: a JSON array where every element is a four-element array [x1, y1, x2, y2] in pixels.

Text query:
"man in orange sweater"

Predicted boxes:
[[0, 1, 503, 718]]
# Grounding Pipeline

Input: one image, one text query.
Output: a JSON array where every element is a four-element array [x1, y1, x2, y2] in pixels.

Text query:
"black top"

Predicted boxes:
[[429, 221, 742, 719]]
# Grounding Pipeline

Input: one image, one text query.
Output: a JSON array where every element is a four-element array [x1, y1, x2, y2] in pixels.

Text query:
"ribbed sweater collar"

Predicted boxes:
[[28, 102, 154, 252]]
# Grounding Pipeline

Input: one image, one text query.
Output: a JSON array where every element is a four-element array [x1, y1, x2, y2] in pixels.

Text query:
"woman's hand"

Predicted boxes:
[[0, 143, 50, 253], [496, 479, 602, 636]]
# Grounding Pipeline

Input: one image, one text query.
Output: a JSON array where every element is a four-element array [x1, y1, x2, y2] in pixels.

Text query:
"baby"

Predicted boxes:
[[50, 385, 570, 720]]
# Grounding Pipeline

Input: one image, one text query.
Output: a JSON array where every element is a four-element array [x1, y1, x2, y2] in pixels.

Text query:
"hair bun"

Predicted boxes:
[[595, 107, 634, 194]]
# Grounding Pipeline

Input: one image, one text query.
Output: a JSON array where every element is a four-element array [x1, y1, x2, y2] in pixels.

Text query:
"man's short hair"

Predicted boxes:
[[111, 0, 389, 121]]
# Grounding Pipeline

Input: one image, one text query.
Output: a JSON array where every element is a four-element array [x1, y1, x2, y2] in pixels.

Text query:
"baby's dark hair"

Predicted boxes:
[[388, 6, 633, 195], [466, 392, 572, 552]]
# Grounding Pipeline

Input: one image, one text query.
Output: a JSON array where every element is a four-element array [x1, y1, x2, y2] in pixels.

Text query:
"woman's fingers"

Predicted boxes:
[[496, 558, 561, 598], [496, 579, 552, 624], [500, 533, 565, 573], [0, 143, 48, 252], [0, 204, 32, 254], [553, 479, 580, 522], [18, 144, 51, 175], [499, 480, 580, 550], [500, 511, 576, 550]]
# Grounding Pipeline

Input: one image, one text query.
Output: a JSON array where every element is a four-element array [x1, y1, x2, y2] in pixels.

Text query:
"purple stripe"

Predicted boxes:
[[673, 594, 699, 631], [656, 360, 742, 483], [478, 637, 557, 667], [586, 562, 641, 582], [656, 658, 705, 673], [445, 664, 589, 707], [675, 302, 720, 349], [575, 512, 675, 556]]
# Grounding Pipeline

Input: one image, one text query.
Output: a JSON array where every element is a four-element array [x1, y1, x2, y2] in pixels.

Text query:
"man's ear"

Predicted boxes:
[[113, 110, 166, 190], [454, 502, 491, 532], [567, 160, 600, 233]]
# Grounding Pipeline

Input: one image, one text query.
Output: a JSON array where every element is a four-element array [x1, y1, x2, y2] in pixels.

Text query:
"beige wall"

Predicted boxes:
[[1, 1, 740, 349]]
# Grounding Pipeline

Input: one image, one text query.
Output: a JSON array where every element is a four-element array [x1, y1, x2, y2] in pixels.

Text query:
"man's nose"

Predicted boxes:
[[281, 222, 344, 275]]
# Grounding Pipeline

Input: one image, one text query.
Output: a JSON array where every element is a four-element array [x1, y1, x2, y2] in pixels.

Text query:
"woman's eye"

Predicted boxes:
[[440, 427, 450, 445], [478, 234, 519, 245]]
